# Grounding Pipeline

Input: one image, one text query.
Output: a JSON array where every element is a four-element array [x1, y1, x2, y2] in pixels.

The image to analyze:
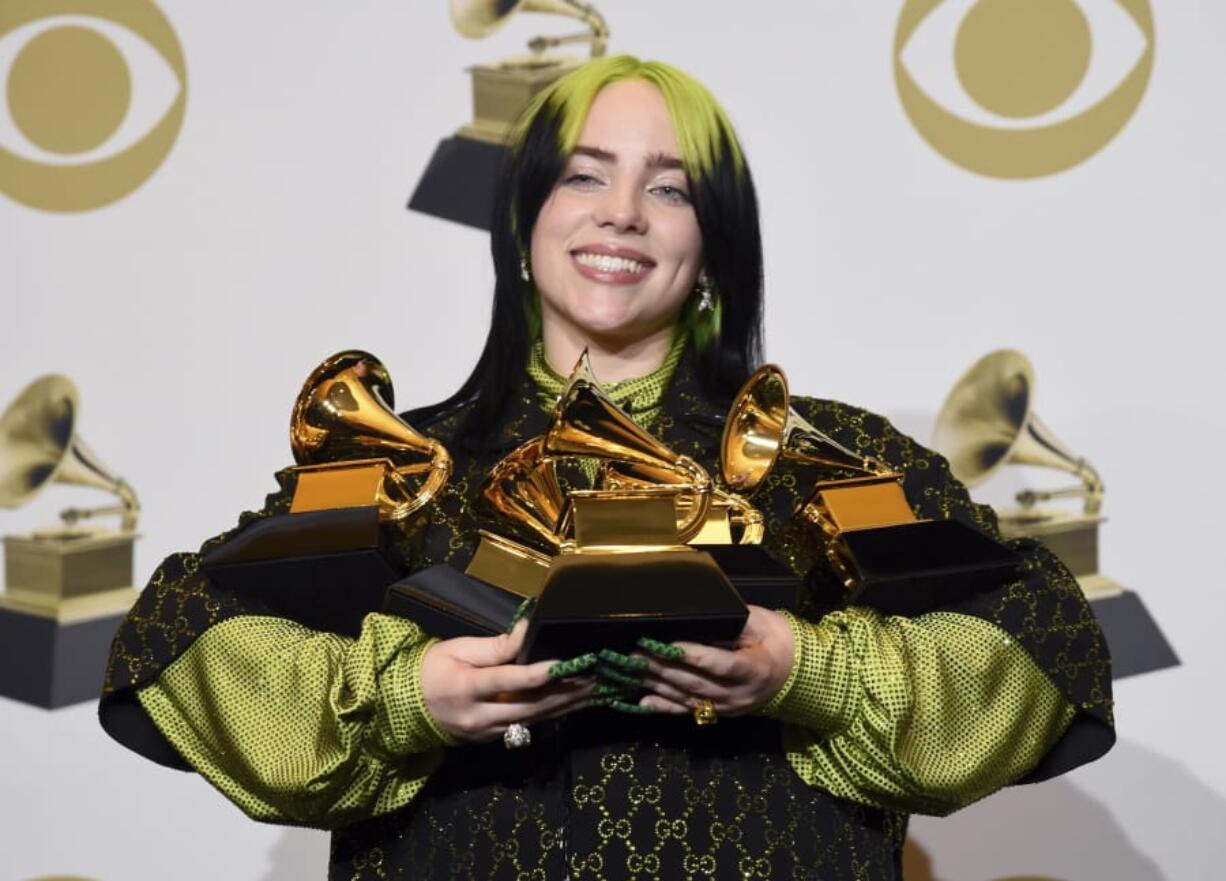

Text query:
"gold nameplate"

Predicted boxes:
[[289, 459, 395, 514], [465, 530, 551, 598], [809, 476, 917, 532], [562, 490, 681, 549]]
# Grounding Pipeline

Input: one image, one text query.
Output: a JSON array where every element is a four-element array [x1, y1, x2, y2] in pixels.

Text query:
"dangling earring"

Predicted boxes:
[[696, 271, 715, 312], [520, 255, 532, 283]]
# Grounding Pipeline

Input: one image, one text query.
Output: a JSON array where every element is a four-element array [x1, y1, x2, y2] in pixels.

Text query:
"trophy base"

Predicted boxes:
[[0, 528, 138, 707], [698, 544, 800, 611], [202, 506, 401, 636], [521, 549, 747, 663], [0, 604, 130, 708], [408, 135, 510, 231], [385, 564, 523, 639], [999, 509, 1121, 599], [839, 519, 1022, 616], [1090, 588, 1179, 679]]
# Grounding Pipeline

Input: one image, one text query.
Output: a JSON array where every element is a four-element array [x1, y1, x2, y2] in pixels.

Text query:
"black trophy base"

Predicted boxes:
[[0, 607, 124, 708], [841, 519, 1022, 616], [521, 550, 748, 663], [384, 564, 524, 639], [202, 506, 400, 637], [407, 136, 510, 231], [1090, 589, 1180, 679], [699, 545, 800, 611]]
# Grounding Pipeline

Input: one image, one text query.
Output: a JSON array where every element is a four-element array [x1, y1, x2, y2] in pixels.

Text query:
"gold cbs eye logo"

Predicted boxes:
[[0, 0, 186, 212], [894, 0, 1154, 179]]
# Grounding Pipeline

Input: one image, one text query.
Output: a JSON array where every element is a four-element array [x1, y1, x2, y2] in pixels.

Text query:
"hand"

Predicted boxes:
[[636, 605, 794, 717], [420, 619, 592, 742]]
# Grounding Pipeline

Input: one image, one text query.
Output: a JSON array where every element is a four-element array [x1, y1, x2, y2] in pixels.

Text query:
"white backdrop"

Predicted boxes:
[[3, 2, 1223, 879]]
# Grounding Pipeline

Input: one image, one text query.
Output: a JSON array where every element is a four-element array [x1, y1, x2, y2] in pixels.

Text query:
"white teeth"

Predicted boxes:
[[574, 252, 647, 274]]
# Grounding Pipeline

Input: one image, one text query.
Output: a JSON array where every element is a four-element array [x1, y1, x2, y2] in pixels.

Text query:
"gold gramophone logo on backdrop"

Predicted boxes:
[[894, 0, 1154, 178], [0, 0, 186, 212]]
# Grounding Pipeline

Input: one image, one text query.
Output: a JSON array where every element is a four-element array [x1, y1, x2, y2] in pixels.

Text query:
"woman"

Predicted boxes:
[[100, 57, 1114, 880]]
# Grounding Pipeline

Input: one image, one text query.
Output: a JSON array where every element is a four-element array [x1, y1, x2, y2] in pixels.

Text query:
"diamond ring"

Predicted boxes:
[[504, 722, 532, 749]]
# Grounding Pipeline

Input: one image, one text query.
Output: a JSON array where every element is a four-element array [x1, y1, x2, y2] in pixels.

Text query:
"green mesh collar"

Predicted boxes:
[[527, 335, 687, 428]]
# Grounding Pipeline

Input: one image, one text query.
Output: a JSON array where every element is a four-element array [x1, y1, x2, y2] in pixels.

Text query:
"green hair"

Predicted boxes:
[[514, 55, 746, 181]]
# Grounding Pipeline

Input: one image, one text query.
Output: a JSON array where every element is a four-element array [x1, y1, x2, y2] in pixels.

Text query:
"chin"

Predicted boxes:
[[569, 305, 643, 338]]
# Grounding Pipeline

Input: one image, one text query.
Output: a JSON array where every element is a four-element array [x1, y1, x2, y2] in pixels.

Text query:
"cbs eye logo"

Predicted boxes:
[[895, 0, 1154, 179], [0, 0, 186, 212]]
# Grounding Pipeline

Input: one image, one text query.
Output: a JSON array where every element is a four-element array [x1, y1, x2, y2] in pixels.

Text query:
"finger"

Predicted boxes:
[[592, 681, 639, 700], [484, 680, 594, 727], [638, 673, 711, 707], [447, 618, 531, 668], [638, 694, 689, 715], [665, 641, 741, 679], [471, 658, 558, 698], [590, 696, 658, 715], [640, 663, 726, 699]]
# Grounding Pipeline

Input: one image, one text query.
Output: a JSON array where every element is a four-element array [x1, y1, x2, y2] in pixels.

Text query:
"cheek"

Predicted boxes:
[[664, 215, 704, 271]]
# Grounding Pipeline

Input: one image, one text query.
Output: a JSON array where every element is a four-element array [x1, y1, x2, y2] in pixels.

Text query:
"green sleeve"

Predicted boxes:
[[136, 612, 457, 829], [760, 608, 1077, 817]]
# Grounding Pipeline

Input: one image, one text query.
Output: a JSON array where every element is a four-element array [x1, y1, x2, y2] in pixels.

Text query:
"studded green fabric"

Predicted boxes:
[[526, 333, 687, 426], [138, 613, 454, 827], [761, 608, 1077, 816]]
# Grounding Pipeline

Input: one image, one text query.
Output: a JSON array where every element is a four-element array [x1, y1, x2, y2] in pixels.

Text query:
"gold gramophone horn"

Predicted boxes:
[[450, 0, 609, 57], [289, 351, 451, 522], [931, 349, 1103, 515], [479, 436, 566, 550], [544, 351, 712, 543], [722, 364, 889, 492], [0, 374, 139, 531]]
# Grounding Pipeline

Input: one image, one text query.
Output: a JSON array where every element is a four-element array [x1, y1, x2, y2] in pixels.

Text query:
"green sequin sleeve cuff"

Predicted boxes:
[[378, 635, 460, 752], [759, 609, 857, 733]]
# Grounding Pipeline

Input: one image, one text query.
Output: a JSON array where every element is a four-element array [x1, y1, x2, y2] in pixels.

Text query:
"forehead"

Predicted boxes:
[[574, 80, 680, 158]]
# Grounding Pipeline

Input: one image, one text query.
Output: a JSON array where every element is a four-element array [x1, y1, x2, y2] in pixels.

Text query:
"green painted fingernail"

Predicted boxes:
[[592, 682, 631, 698], [549, 653, 598, 678], [636, 637, 684, 660], [610, 700, 657, 715], [596, 664, 644, 688], [598, 648, 648, 671], [506, 597, 536, 631]]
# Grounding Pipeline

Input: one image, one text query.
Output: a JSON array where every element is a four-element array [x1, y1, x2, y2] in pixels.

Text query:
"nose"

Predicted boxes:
[[594, 180, 646, 234]]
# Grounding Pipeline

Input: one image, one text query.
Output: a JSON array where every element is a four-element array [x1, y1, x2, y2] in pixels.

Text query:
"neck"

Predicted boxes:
[[542, 322, 678, 383]]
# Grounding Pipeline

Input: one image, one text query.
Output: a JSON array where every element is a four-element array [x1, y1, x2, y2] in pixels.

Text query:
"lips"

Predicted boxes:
[[570, 245, 655, 283]]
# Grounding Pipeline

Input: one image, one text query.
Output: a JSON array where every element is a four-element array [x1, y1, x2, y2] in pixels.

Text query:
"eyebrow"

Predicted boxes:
[[572, 145, 685, 171]]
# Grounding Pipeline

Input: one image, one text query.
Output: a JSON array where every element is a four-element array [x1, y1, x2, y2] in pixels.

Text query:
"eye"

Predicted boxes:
[[562, 172, 604, 190], [650, 184, 691, 205], [894, 0, 1154, 178], [0, 4, 187, 212]]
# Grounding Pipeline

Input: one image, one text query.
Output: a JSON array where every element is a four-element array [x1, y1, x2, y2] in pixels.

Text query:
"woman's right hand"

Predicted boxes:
[[420, 619, 593, 743]]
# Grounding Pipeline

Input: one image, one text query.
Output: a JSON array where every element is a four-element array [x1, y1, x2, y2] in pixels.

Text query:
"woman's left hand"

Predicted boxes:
[[635, 605, 795, 717]]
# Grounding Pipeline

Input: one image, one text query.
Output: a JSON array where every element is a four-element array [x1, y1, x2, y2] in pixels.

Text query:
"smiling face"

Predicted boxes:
[[529, 80, 704, 354]]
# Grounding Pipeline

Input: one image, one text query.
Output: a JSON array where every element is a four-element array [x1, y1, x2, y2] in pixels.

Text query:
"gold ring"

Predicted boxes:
[[693, 699, 718, 726]]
